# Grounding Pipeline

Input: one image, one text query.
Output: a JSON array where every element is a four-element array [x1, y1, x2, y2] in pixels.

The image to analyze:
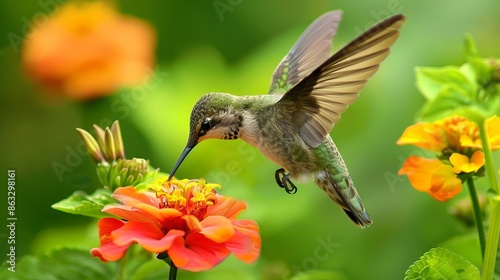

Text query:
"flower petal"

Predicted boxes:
[[398, 156, 443, 192], [449, 151, 484, 173], [459, 134, 482, 149], [396, 123, 446, 152], [168, 232, 230, 272], [90, 218, 129, 261], [103, 203, 183, 227], [429, 165, 462, 202], [205, 195, 247, 220], [226, 219, 261, 263], [182, 215, 202, 232], [111, 186, 158, 206], [112, 221, 185, 253], [199, 216, 235, 243]]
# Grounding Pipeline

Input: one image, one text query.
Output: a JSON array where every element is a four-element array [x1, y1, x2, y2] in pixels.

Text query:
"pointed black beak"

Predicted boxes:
[[167, 145, 194, 180]]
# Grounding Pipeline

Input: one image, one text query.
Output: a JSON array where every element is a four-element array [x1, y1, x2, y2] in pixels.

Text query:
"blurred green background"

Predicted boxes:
[[0, 0, 499, 279]]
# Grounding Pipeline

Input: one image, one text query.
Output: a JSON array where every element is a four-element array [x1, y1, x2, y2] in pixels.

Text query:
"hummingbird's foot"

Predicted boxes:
[[275, 168, 298, 194]]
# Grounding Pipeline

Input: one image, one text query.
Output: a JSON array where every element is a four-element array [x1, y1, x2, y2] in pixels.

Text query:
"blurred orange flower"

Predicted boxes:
[[90, 179, 261, 272], [397, 115, 500, 201], [22, 1, 156, 100]]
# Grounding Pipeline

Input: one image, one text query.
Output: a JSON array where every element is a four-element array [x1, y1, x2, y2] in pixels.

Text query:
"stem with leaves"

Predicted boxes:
[[479, 120, 499, 280]]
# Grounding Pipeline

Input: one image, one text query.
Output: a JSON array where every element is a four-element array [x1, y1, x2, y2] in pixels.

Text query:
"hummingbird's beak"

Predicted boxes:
[[167, 145, 194, 180]]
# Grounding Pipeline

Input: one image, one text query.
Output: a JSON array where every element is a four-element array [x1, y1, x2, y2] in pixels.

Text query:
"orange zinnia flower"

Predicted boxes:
[[22, 1, 156, 100], [91, 179, 261, 272]]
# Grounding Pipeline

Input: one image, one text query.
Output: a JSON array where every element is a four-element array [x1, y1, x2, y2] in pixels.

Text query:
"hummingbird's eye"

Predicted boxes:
[[199, 118, 212, 135]]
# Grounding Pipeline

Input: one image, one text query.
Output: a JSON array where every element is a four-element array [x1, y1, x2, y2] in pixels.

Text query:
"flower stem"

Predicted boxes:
[[482, 204, 500, 280], [478, 120, 499, 280], [169, 259, 178, 280], [157, 252, 178, 280], [466, 177, 486, 258]]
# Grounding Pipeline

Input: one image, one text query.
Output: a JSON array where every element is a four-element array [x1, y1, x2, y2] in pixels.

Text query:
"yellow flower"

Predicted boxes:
[[396, 123, 446, 152], [449, 150, 485, 173], [398, 156, 462, 202], [22, 1, 156, 100]]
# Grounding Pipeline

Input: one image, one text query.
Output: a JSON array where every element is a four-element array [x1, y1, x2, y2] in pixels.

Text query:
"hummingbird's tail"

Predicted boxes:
[[314, 138, 372, 228], [316, 171, 372, 227]]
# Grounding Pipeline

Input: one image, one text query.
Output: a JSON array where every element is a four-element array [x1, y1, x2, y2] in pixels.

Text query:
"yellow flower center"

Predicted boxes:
[[153, 178, 219, 217]]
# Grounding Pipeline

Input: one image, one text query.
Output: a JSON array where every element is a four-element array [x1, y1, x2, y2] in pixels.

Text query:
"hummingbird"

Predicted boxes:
[[168, 11, 406, 228]]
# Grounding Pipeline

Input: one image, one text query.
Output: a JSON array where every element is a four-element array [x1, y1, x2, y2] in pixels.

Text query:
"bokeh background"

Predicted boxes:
[[0, 0, 499, 279]]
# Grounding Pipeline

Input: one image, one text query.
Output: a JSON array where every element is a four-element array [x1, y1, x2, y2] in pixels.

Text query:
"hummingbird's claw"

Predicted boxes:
[[275, 168, 298, 194]]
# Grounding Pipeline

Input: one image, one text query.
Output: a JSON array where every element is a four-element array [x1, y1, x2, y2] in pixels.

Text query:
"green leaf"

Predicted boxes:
[[468, 58, 496, 88], [416, 66, 476, 100], [122, 245, 166, 280], [0, 246, 170, 280], [417, 84, 473, 121], [0, 248, 118, 280], [404, 247, 480, 280], [130, 259, 169, 280], [440, 233, 482, 268], [51, 188, 115, 218]]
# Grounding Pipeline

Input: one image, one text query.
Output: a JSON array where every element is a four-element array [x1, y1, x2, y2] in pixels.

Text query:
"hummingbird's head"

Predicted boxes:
[[168, 92, 242, 180], [189, 93, 243, 143]]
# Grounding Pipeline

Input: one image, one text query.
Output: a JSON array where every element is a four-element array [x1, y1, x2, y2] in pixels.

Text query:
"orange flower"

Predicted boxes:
[[396, 122, 447, 152], [22, 1, 156, 100], [398, 156, 462, 202], [398, 115, 500, 153], [90, 179, 261, 272], [397, 116, 481, 154], [397, 116, 500, 201]]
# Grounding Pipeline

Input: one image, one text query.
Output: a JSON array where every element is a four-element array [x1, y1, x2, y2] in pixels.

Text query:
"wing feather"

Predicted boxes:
[[276, 14, 406, 147], [269, 11, 342, 94]]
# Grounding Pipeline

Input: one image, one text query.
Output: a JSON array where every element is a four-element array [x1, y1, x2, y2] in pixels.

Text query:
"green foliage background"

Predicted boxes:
[[0, 0, 499, 279]]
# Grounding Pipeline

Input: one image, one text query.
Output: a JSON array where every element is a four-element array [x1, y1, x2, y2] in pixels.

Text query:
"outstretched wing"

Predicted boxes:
[[276, 14, 406, 147], [269, 10, 342, 94]]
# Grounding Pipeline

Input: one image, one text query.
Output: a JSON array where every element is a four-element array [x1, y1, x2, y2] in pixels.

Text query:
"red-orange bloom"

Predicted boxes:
[[22, 1, 156, 100], [398, 156, 462, 202], [91, 179, 261, 272]]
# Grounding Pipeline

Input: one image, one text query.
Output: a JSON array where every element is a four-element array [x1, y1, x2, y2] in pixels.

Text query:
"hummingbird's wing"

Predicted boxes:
[[276, 14, 406, 148], [268, 10, 342, 94]]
